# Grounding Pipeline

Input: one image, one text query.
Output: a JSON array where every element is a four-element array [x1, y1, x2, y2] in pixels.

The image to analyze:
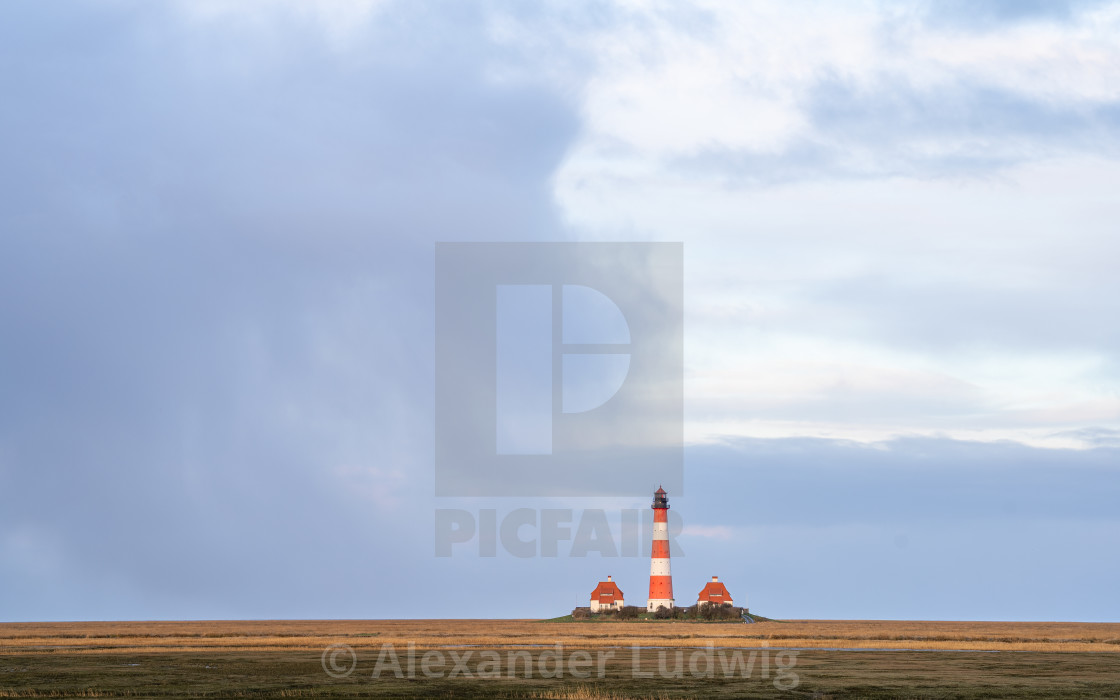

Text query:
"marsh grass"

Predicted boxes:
[[526, 686, 688, 700], [6, 620, 1118, 654], [3, 620, 1120, 698]]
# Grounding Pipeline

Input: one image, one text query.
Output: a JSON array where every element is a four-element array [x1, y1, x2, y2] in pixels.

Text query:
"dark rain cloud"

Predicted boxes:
[[685, 436, 1120, 527], [0, 0, 581, 620], [672, 436, 1120, 620]]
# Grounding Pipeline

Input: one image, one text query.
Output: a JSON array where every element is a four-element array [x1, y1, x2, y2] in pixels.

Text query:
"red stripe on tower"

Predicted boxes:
[[647, 486, 674, 611]]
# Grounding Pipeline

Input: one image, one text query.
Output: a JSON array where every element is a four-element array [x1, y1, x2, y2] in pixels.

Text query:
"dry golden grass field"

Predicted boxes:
[[2, 619, 1120, 698]]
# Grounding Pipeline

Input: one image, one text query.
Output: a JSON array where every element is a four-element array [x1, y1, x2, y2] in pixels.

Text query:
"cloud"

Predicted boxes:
[[553, 0, 1120, 191], [920, 0, 1113, 30], [729, 76, 1120, 181], [174, 0, 390, 49], [0, 0, 582, 620], [1048, 426, 1120, 447], [684, 436, 1120, 527], [671, 436, 1120, 619], [1, 0, 1118, 623]]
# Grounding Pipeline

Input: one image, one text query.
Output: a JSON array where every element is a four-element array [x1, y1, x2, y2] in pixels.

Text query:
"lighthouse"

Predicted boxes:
[[646, 486, 675, 611]]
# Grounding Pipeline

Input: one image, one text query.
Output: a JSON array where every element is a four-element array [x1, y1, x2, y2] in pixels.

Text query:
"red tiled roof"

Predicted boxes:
[[591, 580, 624, 602], [698, 581, 733, 603]]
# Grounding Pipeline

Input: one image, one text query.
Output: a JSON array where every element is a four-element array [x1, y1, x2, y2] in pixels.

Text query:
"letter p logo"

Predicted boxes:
[[435, 243, 682, 497]]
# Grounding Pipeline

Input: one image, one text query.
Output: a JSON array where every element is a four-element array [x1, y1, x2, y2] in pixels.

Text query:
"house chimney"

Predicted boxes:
[[607, 575, 612, 582], [712, 576, 718, 582]]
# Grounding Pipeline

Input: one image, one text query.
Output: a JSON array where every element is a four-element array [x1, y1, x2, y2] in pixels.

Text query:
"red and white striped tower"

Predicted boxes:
[[647, 486, 674, 611]]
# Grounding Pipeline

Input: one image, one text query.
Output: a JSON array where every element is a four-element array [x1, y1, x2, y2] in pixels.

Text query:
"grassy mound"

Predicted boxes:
[[542, 605, 781, 623]]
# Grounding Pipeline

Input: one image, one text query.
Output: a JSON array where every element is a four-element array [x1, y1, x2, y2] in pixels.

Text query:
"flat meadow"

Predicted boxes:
[[2, 619, 1119, 698]]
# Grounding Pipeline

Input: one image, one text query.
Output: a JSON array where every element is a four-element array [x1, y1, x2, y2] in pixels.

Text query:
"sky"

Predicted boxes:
[[1, 0, 1118, 622]]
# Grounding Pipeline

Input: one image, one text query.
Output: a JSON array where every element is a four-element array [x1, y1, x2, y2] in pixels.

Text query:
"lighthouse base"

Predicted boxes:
[[646, 599, 674, 611]]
